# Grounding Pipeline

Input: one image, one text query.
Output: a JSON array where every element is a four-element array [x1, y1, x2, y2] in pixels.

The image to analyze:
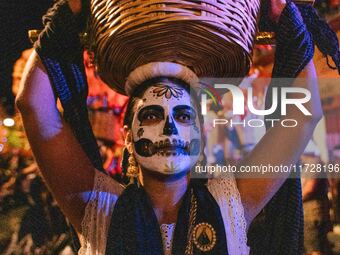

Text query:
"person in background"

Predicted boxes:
[[12, 49, 34, 98], [301, 142, 332, 255], [302, 118, 333, 255], [331, 146, 340, 227], [84, 50, 128, 179]]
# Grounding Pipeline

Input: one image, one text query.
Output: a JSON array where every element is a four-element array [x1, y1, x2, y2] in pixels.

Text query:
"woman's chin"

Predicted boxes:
[[142, 166, 191, 181]]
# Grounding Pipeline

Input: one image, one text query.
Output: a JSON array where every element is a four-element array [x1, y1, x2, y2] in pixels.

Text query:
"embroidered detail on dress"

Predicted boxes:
[[160, 223, 175, 255]]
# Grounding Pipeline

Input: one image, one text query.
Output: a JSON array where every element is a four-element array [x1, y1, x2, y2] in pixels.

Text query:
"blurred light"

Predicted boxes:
[[3, 118, 15, 127], [0, 144, 3, 152]]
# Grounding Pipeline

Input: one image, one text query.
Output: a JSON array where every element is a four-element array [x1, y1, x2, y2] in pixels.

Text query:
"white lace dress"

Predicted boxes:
[[78, 171, 249, 255]]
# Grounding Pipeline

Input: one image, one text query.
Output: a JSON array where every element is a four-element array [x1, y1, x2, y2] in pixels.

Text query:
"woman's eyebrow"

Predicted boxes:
[[173, 105, 196, 114], [137, 105, 164, 121]]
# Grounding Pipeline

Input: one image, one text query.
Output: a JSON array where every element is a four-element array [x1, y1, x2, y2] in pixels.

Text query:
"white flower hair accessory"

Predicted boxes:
[[125, 62, 200, 96]]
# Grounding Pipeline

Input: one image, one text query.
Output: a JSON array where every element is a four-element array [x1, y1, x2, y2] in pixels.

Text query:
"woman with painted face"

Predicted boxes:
[[15, 0, 335, 254]]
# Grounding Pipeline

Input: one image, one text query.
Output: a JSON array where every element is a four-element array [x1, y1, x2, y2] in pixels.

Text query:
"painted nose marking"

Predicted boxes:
[[163, 116, 178, 135]]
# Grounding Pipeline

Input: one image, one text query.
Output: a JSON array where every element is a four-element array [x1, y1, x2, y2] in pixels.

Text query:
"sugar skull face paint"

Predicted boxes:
[[131, 83, 201, 175]]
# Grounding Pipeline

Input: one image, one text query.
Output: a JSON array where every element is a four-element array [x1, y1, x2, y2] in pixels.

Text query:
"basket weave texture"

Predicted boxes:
[[88, 0, 261, 94]]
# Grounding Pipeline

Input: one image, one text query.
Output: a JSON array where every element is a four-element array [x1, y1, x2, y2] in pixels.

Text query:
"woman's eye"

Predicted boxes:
[[178, 114, 190, 121], [137, 105, 165, 125], [175, 112, 195, 124], [139, 110, 163, 125], [145, 114, 158, 120]]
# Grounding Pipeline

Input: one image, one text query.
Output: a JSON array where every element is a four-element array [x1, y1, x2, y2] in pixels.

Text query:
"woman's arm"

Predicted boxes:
[[16, 0, 123, 232], [236, 0, 323, 226], [16, 50, 96, 232], [237, 60, 322, 225]]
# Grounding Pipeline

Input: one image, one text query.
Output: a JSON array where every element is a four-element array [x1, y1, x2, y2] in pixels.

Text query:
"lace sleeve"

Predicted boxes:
[[207, 176, 250, 255], [79, 171, 123, 255]]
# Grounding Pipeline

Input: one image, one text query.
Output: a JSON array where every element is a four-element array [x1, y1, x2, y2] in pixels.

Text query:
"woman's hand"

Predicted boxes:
[[268, 0, 287, 23]]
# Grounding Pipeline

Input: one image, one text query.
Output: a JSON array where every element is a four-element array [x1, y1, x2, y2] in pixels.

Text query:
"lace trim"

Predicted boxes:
[[79, 171, 123, 255], [207, 175, 249, 255]]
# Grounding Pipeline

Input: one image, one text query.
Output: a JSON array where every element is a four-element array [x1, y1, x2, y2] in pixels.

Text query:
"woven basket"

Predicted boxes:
[[88, 0, 261, 95]]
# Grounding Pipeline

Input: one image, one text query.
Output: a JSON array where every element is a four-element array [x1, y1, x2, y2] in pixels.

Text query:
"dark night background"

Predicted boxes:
[[0, 0, 54, 115]]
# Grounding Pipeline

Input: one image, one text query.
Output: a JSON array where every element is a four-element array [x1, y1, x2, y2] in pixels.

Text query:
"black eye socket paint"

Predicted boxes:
[[173, 105, 197, 125], [137, 105, 164, 124]]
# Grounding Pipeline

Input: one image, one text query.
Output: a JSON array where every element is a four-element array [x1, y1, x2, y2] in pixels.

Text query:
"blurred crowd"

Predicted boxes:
[[0, 143, 75, 254]]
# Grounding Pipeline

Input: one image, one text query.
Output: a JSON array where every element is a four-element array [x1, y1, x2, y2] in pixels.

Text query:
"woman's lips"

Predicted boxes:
[[134, 138, 200, 157], [156, 145, 188, 157]]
